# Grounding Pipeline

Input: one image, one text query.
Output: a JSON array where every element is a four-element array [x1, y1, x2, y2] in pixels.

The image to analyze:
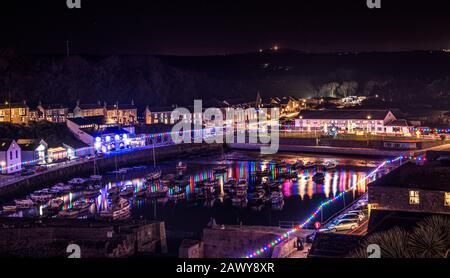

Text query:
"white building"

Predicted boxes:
[[0, 139, 22, 174], [294, 109, 410, 135]]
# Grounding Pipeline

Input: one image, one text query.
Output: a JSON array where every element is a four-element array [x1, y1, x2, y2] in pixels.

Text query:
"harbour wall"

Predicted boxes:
[[0, 143, 221, 200]]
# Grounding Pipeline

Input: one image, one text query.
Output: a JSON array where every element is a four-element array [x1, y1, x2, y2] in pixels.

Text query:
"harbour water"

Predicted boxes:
[[1, 151, 380, 235]]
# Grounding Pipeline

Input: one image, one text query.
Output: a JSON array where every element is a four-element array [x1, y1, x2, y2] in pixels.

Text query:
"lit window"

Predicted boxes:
[[409, 190, 420, 205], [445, 192, 450, 207]]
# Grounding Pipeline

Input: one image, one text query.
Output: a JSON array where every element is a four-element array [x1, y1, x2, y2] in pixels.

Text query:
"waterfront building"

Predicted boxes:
[[37, 102, 69, 123], [73, 101, 106, 118], [0, 139, 22, 174], [66, 116, 143, 154], [145, 106, 176, 125], [0, 101, 29, 124], [294, 109, 411, 136], [17, 139, 48, 165], [368, 160, 450, 215], [105, 101, 138, 125]]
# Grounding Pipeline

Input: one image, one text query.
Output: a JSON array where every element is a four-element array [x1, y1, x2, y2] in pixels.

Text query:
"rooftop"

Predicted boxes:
[[0, 102, 28, 109], [298, 109, 394, 120], [76, 103, 104, 110], [68, 116, 105, 126], [82, 126, 130, 137], [369, 161, 450, 191], [308, 232, 363, 258]]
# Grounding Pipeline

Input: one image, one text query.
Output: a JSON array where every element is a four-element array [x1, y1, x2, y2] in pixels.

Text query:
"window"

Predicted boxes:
[[445, 192, 450, 207], [409, 190, 420, 205], [10, 151, 12, 160], [15, 150, 18, 159]]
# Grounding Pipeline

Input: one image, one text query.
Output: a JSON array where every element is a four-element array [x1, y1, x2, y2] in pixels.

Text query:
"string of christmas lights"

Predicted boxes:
[[243, 155, 411, 259]]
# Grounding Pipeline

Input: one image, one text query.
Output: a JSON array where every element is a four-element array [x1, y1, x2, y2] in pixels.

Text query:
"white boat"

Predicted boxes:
[[176, 161, 187, 172], [322, 161, 337, 170], [145, 170, 162, 181], [30, 193, 54, 202], [120, 186, 135, 197], [68, 178, 89, 186], [270, 191, 284, 204], [146, 186, 169, 198], [14, 199, 35, 209], [51, 183, 72, 194], [107, 186, 120, 195], [100, 198, 130, 219], [58, 201, 91, 218], [47, 198, 64, 209], [303, 161, 317, 168], [90, 175, 103, 181], [58, 209, 80, 218]]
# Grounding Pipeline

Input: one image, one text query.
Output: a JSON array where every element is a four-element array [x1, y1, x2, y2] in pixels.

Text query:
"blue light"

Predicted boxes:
[[95, 137, 101, 143]]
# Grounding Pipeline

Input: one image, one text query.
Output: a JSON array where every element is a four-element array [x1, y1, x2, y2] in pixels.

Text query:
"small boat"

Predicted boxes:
[[47, 198, 64, 209], [268, 182, 282, 191], [313, 172, 325, 182], [68, 178, 89, 186], [59, 201, 91, 218], [303, 161, 317, 169], [90, 175, 103, 181], [145, 170, 162, 181], [51, 183, 72, 194], [83, 187, 101, 198], [73, 201, 92, 213], [322, 161, 337, 170], [176, 161, 187, 172], [132, 165, 147, 171], [223, 179, 236, 192], [2, 205, 17, 212], [15, 199, 35, 209], [30, 193, 54, 203], [100, 198, 130, 219], [270, 191, 284, 204], [120, 186, 135, 197], [58, 209, 80, 218], [248, 190, 265, 203], [232, 197, 247, 207]]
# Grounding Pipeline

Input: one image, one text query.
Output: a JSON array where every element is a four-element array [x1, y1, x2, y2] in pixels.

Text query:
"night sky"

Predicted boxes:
[[1, 0, 449, 55]]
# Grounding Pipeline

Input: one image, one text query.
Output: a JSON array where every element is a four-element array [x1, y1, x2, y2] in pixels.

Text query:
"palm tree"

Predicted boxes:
[[349, 216, 450, 258]]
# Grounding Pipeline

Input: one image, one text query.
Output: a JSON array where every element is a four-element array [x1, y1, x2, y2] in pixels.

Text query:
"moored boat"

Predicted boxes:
[[14, 199, 35, 209], [100, 198, 130, 220], [176, 161, 187, 172]]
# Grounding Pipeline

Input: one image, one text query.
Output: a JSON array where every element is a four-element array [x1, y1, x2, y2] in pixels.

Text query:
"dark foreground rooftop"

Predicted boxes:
[[369, 161, 450, 192]]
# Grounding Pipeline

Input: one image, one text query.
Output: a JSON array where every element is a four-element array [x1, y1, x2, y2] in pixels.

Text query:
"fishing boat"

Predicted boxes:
[[270, 191, 284, 204], [313, 172, 325, 182], [145, 170, 162, 181], [58, 201, 91, 218], [176, 161, 187, 172], [14, 199, 35, 209], [119, 186, 135, 197], [223, 179, 236, 192], [100, 198, 130, 220], [232, 197, 247, 207], [248, 190, 265, 203]]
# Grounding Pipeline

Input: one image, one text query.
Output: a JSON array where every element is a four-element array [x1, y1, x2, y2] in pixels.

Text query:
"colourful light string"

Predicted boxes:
[[243, 155, 411, 258]]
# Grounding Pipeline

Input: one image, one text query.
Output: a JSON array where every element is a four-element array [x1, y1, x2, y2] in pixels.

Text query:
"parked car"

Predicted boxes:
[[340, 212, 364, 221], [328, 219, 359, 232], [347, 209, 367, 218], [21, 170, 35, 176], [35, 166, 48, 173]]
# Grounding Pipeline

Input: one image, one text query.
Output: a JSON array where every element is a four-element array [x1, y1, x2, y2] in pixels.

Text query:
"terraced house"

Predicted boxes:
[[0, 101, 29, 124]]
